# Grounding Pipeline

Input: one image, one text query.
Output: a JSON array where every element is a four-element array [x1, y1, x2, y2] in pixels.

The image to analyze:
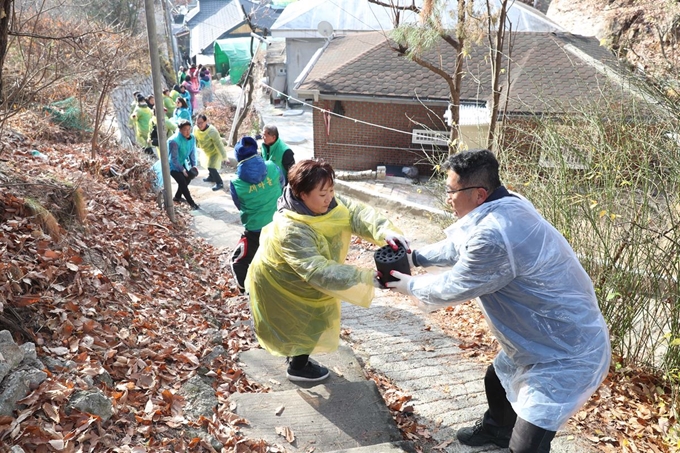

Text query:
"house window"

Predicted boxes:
[[412, 129, 449, 146]]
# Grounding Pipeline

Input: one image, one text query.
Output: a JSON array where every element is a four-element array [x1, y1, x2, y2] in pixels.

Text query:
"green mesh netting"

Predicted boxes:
[[43, 97, 92, 131]]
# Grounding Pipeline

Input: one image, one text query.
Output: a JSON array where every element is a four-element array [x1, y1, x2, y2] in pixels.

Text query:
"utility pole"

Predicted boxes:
[[144, 0, 175, 222]]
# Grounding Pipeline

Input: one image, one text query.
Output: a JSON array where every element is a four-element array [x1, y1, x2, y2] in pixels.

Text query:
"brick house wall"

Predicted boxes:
[[312, 99, 449, 172]]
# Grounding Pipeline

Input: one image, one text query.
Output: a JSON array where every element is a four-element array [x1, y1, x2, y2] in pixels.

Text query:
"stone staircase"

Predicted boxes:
[[232, 345, 415, 452]]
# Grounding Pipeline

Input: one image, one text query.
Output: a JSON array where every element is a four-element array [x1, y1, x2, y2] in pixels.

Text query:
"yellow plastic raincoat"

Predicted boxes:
[[246, 194, 399, 357], [193, 124, 226, 169]]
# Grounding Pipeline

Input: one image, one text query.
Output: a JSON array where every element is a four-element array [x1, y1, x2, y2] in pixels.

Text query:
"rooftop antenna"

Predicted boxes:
[[317, 20, 334, 40]]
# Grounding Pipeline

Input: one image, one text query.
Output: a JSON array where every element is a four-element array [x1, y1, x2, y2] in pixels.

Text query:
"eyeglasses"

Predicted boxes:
[[445, 186, 486, 194]]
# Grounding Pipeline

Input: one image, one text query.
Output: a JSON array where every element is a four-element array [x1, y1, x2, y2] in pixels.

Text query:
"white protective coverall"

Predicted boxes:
[[410, 193, 611, 431]]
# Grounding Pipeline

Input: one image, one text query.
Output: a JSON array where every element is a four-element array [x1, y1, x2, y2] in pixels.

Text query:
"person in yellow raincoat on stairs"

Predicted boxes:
[[193, 114, 227, 191], [246, 160, 409, 383]]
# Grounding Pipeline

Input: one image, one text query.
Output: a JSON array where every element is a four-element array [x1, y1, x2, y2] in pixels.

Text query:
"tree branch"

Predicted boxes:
[[367, 0, 420, 13], [9, 29, 120, 41], [440, 33, 461, 51]]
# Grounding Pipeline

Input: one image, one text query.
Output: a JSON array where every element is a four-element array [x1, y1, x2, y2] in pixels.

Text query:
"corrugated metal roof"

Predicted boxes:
[[271, 0, 562, 38], [241, 0, 285, 34], [187, 0, 244, 57], [185, 1, 285, 57]]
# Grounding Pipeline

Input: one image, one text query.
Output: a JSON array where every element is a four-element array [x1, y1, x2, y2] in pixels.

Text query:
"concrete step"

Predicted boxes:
[[229, 380, 403, 452], [239, 343, 366, 391], [325, 441, 417, 453]]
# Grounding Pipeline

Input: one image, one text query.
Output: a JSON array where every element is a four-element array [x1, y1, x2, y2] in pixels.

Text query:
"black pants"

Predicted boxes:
[[208, 167, 223, 185], [289, 355, 309, 370], [484, 364, 556, 453], [170, 170, 196, 206], [230, 230, 261, 292]]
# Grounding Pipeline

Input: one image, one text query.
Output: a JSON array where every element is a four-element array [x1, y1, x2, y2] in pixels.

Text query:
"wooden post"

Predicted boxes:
[[143, 0, 175, 222]]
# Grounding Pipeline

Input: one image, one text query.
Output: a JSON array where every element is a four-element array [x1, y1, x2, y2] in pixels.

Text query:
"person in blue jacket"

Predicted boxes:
[[167, 119, 199, 210], [173, 97, 192, 126], [229, 136, 284, 293], [387, 149, 610, 453]]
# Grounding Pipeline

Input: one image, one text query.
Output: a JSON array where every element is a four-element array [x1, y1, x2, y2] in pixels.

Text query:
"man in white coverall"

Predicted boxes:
[[386, 149, 610, 453]]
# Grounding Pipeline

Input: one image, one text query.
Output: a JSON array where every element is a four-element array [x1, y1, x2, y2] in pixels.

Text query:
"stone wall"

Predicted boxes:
[[110, 76, 154, 149]]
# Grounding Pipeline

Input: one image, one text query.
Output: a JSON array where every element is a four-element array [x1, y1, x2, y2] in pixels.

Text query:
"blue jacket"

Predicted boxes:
[[173, 107, 192, 126], [167, 131, 197, 173]]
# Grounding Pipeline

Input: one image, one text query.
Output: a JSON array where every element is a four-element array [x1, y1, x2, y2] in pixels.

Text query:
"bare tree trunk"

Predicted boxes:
[[448, 0, 467, 154], [486, 0, 510, 151], [0, 0, 14, 101], [228, 61, 255, 146], [91, 78, 111, 158]]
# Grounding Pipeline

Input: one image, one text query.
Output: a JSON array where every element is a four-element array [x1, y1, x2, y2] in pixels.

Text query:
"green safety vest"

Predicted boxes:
[[231, 161, 282, 231], [261, 138, 290, 179]]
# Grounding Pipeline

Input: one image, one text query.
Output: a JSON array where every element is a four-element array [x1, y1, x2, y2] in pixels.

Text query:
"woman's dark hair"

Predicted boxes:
[[175, 97, 188, 108], [443, 149, 501, 192], [176, 119, 191, 130], [185, 75, 192, 82], [288, 160, 335, 198]]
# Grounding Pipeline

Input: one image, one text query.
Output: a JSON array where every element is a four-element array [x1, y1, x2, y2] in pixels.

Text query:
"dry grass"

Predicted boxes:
[[24, 198, 61, 241]]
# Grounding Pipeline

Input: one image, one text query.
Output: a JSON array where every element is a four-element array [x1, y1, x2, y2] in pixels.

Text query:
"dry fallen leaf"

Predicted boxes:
[[275, 426, 295, 443], [275, 406, 285, 416]]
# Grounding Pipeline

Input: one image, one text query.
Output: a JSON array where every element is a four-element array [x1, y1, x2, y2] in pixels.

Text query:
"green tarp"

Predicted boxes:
[[43, 97, 91, 131], [214, 38, 261, 84]]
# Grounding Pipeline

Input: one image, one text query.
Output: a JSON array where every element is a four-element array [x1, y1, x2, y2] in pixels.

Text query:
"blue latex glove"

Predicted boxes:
[[384, 231, 411, 252], [385, 270, 413, 295]]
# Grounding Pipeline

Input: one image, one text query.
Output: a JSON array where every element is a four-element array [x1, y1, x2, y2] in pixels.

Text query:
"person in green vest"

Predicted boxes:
[[130, 93, 153, 154], [261, 124, 295, 182], [169, 84, 182, 103], [127, 91, 142, 129], [229, 136, 284, 293], [177, 66, 186, 86], [194, 114, 227, 191], [162, 88, 175, 119]]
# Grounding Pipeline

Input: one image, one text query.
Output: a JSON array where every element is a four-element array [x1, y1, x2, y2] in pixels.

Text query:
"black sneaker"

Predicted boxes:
[[456, 419, 512, 448], [286, 361, 330, 382], [190, 203, 200, 210], [211, 183, 224, 191], [172, 197, 183, 203]]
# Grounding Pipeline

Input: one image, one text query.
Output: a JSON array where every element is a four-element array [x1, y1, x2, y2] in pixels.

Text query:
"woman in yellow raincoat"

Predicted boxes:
[[193, 114, 227, 191], [246, 160, 409, 382]]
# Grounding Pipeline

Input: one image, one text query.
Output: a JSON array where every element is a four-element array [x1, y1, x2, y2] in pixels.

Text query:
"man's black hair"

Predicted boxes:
[[443, 149, 501, 191]]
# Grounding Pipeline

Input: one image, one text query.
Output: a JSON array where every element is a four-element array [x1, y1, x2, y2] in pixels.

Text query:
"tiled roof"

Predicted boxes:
[[297, 31, 639, 115]]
